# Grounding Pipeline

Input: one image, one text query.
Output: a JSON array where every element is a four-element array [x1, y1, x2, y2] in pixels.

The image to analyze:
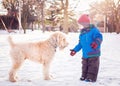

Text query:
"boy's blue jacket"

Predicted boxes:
[[73, 25, 103, 58]]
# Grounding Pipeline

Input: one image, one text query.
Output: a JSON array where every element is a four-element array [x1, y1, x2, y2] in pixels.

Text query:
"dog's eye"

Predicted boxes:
[[63, 38, 66, 41]]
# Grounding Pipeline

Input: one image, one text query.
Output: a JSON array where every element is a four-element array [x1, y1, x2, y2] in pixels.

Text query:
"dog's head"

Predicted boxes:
[[50, 31, 68, 50]]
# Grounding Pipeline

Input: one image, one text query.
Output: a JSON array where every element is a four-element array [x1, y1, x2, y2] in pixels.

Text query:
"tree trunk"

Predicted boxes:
[[41, 1, 45, 32], [18, 0, 23, 33], [116, 22, 120, 34], [63, 0, 69, 33]]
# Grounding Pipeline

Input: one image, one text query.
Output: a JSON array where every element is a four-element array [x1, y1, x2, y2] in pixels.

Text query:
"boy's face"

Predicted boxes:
[[80, 22, 90, 28]]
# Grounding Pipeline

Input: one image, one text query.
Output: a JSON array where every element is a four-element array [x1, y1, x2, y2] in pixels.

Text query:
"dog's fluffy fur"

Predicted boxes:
[[8, 32, 68, 82]]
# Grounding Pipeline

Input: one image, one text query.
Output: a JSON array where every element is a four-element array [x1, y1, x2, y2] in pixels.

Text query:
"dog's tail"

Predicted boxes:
[[8, 36, 15, 47]]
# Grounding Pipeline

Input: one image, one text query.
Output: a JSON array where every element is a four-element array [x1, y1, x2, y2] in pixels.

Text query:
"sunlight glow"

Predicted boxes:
[[69, 0, 104, 14]]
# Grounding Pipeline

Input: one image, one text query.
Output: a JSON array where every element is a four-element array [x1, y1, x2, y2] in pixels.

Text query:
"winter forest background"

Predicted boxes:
[[0, 0, 120, 34]]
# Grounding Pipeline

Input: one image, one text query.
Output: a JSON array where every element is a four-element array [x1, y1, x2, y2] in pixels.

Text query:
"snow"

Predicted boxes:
[[0, 30, 120, 86]]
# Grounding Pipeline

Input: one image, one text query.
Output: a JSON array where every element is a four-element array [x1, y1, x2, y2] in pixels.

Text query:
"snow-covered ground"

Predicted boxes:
[[0, 30, 120, 86]]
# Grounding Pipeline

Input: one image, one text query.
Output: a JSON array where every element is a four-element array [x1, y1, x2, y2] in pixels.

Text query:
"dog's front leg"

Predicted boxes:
[[43, 62, 52, 80]]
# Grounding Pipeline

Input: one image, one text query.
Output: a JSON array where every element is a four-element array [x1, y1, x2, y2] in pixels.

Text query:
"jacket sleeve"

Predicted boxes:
[[92, 28, 103, 45], [73, 40, 82, 52]]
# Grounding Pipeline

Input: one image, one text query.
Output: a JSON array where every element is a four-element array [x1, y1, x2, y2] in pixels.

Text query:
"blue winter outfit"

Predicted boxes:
[[73, 24, 103, 58], [70, 14, 103, 82], [71, 24, 103, 82]]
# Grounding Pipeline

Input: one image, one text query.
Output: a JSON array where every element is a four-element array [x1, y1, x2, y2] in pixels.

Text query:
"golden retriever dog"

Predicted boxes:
[[8, 32, 68, 82]]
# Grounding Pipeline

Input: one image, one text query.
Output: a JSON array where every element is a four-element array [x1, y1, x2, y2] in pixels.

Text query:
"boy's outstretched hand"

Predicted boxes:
[[70, 49, 76, 56]]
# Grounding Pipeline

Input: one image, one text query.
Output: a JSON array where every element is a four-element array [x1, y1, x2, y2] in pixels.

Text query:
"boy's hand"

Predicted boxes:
[[91, 42, 98, 49], [70, 49, 76, 56]]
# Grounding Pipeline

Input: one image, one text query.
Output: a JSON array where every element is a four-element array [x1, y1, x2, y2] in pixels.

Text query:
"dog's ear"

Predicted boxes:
[[57, 32, 66, 41], [57, 32, 67, 48], [50, 33, 57, 43]]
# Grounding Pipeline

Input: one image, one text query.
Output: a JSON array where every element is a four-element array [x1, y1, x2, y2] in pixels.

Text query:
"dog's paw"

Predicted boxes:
[[44, 77, 51, 80], [44, 75, 53, 80], [9, 76, 18, 82], [9, 78, 17, 82]]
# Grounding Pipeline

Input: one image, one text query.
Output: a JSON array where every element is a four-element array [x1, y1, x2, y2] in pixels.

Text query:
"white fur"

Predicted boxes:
[[8, 32, 68, 82]]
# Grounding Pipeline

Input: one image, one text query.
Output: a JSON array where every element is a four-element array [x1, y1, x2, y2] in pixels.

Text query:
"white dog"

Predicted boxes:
[[8, 32, 68, 82]]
